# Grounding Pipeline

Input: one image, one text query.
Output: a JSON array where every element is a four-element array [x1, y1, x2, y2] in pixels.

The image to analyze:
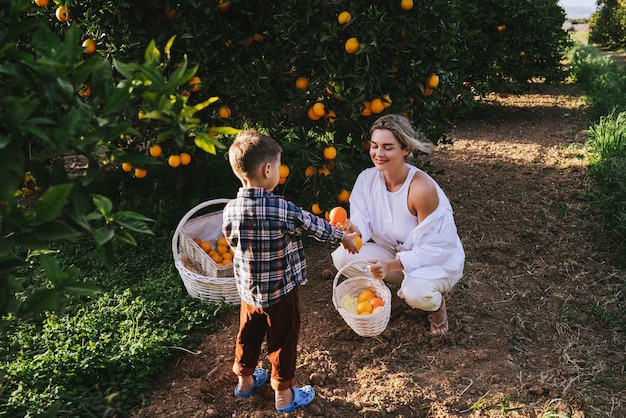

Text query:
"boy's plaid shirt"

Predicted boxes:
[[223, 187, 344, 308]]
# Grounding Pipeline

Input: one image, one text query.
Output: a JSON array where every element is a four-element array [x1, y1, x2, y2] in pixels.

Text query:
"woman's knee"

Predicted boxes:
[[398, 282, 442, 311]]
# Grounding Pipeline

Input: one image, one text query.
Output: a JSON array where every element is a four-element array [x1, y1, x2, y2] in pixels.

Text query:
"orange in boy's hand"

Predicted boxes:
[[354, 236, 362, 250], [329, 206, 347, 224]]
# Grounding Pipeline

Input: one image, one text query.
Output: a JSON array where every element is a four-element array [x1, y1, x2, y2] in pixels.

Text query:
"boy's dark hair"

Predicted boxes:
[[228, 130, 282, 179]]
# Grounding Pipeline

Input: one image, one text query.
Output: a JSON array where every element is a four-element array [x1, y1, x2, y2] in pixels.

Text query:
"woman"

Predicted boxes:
[[332, 114, 465, 335]]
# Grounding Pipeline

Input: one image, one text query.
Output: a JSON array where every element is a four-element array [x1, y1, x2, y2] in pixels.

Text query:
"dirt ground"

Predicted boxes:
[[129, 83, 626, 417]]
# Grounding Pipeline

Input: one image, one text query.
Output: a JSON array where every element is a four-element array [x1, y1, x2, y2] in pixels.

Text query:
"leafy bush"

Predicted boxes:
[[566, 43, 626, 120], [584, 112, 626, 260], [589, 0, 626, 50], [1, 227, 231, 417]]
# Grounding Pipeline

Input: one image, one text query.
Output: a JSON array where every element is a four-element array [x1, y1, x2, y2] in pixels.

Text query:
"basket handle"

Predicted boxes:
[[171, 198, 232, 256], [332, 260, 375, 301]]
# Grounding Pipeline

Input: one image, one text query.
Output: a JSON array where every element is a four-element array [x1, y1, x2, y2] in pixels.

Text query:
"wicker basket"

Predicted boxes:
[[172, 198, 240, 304], [332, 261, 392, 337]]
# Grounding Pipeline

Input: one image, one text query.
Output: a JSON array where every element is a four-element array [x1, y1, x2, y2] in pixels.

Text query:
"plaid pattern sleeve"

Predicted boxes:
[[223, 188, 344, 308]]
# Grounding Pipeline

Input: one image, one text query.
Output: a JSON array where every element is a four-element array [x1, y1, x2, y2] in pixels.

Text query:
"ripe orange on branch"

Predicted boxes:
[[279, 164, 290, 178], [344, 37, 360, 54], [35, 0, 49, 6], [149, 145, 162, 157], [168, 155, 181, 168], [295, 77, 309, 90], [323, 146, 337, 160], [180, 152, 191, 165], [338, 11, 351, 24], [82, 38, 96, 54], [56, 6, 70, 22]]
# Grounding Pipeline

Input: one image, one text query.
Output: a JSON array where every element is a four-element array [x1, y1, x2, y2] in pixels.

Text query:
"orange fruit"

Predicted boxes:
[[357, 301, 373, 315], [311, 203, 322, 215], [218, 105, 232, 118], [217, 237, 228, 246], [383, 94, 392, 108], [138, 110, 145, 119], [329, 206, 347, 224], [278, 177, 287, 185], [134, 168, 147, 179], [180, 152, 191, 165], [35, 0, 49, 6], [312, 102, 326, 117], [149, 144, 162, 157], [344, 37, 360, 54], [121, 162, 133, 172], [325, 110, 337, 124], [323, 146, 337, 160], [164, 7, 176, 20], [218, 0, 230, 11], [82, 38, 96, 54], [222, 251, 233, 260], [78, 84, 91, 97], [337, 189, 350, 202], [189, 76, 201, 92], [401, 0, 414, 10], [56, 6, 70, 22], [421, 87, 433, 97], [200, 241, 212, 253], [221, 258, 233, 266], [308, 107, 322, 121], [360, 101, 372, 116], [305, 166, 316, 177], [426, 74, 440, 89], [295, 77, 309, 90], [370, 98, 385, 114], [168, 155, 181, 168], [369, 297, 385, 308], [252, 33, 265, 42], [279, 164, 290, 178], [318, 167, 331, 176], [354, 235, 363, 250], [338, 11, 351, 24], [211, 253, 223, 264], [358, 289, 375, 303], [216, 243, 229, 254], [519, 51, 526, 57]]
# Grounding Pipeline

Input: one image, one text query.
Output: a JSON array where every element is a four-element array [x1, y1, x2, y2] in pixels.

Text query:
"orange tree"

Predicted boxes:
[[1, 0, 570, 320], [458, 0, 571, 93], [0, 1, 230, 324], [589, 0, 626, 49]]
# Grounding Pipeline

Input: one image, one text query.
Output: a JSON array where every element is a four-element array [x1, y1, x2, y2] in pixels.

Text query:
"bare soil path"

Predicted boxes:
[[131, 83, 625, 417]]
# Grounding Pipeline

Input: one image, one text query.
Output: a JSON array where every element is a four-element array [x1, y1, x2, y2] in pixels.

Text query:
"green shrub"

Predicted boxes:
[[1, 230, 230, 416], [566, 43, 626, 120], [589, 0, 626, 50], [585, 111, 626, 261]]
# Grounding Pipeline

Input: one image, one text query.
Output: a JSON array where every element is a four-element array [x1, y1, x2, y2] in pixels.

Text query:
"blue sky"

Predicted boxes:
[[559, 0, 597, 19]]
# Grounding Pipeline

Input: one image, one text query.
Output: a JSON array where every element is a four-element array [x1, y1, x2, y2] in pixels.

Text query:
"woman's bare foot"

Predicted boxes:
[[428, 297, 448, 335]]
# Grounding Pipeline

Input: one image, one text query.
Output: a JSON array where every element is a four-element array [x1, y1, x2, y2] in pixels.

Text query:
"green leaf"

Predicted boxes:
[[113, 211, 155, 235], [0, 143, 26, 201], [165, 35, 177, 60], [92, 194, 113, 217], [33, 183, 74, 225], [93, 227, 115, 246]]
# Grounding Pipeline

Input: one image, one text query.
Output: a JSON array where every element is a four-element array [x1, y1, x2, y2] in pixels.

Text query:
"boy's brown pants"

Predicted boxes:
[[233, 288, 300, 391]]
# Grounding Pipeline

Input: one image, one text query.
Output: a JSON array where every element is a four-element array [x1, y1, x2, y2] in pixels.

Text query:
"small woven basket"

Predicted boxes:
[[172, 199, 240, 304], [332, 261, 391, 337]]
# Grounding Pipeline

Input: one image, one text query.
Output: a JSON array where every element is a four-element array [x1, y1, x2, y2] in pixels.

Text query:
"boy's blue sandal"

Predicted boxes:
[[276, 385, 315, 413], [234, 368, 268, 398]]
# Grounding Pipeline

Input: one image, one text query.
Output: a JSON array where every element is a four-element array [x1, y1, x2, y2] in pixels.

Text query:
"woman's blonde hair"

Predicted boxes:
[[370, 114, 433, 158]]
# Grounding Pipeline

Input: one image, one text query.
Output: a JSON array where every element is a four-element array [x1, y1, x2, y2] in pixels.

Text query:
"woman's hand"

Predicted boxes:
[[340, 231, 360, 254], [366, 259, 389, 280], [367, 258, 403, 280]]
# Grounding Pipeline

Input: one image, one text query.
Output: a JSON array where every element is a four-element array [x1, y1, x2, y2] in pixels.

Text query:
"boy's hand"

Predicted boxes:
[[341, 231, 360, 254]]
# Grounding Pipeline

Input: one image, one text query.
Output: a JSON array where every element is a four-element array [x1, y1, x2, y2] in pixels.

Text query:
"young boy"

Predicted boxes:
[[222, 129, 358, 412]]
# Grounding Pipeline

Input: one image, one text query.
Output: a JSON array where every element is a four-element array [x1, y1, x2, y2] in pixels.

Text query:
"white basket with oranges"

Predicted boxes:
[[332, 261, 391, 337], [173, 199, 239, 304]]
